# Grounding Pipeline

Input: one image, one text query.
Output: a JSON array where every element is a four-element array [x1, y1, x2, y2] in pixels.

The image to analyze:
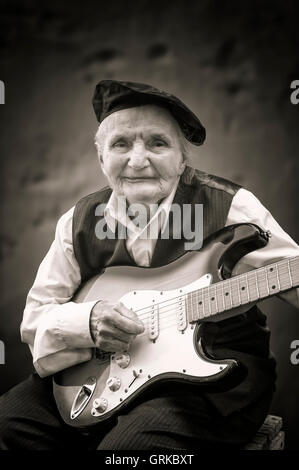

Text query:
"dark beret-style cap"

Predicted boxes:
[[92, 80, 206, 146]]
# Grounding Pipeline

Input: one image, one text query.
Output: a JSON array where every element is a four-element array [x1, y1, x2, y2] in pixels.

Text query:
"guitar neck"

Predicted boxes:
[[187, 256, 299, 322]]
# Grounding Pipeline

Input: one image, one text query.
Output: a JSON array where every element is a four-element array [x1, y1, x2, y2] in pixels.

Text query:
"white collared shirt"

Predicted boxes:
[[104, 180, 179, 267], [21, 187, 299, 377]]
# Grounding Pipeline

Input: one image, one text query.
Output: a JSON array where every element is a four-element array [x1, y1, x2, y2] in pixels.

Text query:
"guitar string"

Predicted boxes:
[[127, 274, 264, 318], [136, 299, 260, 340], [136, 265, 299, 334], [124, 259, 297, 323], [132, 312, 219, 340], [136, 278, 292, 326], [127, 278, 255, 324], [105, 260, 299, 346], [124, 256, 299, 317], [137, 301, 235, 338], [120, 296, 238, 342], [105, 258, 299, 346], [130, 275, 247, 320], [124, 275, 294, 332], [129, 278, 238, 316]]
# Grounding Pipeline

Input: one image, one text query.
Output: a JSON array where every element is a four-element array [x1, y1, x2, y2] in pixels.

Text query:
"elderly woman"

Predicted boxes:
[[1, 80, 299, 450]]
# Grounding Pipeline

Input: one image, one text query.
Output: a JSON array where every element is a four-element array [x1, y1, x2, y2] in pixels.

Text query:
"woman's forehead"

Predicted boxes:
[[102, 104, 180, 134]]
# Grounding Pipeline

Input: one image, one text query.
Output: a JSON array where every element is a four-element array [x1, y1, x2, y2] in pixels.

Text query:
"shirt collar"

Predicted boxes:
[[104, 178, 179, 236]]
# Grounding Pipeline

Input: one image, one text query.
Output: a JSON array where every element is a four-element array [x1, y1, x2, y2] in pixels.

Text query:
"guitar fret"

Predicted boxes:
[[191, 291, 195, 322], [228, 278, 234, 306], [266, 264, 280, 295], [290, 257, 299, 284], [246, 274, 250, 302], [200, 288, 207, 318], [230, 277, 239, 306], [221, 282, 225, 312], [246, 271, 259, 301], [276, 265, 281, 291], [193, 290, 197, 322], [255, 272, 259, 299], [200, 289, 204, 319], [287, 259, 292, 287], [228, 279, 233, 308], [230, 277, 241, 307], [256, 267, 269, 298], [204, 287, 212, 317], [222, 279, 233, 310], [196, 290, 200, 321], [265, 268, 270, 296], [238, 274, 249, 304], [208, 285, 218, 315], [187, 256, 299, 324], [191, 296, 197, 320], [187, 292, 193, 322], [187, 292, 194, 321], [195, 290, 200, 321], [214, 286, 218, 312], [237, 279, 241, 305], [216, 283, 224, 313], [205, 288, 211, 317], [276, 259, 292, 291], [197, 290, 201, 319], [197, 288, 205, 320], [201, 288, 205, 319]]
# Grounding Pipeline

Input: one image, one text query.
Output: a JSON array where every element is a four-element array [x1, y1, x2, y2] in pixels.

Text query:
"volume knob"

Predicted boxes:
[[107, 377, 121, 391], [93, 397, 108, 413], [114, 352, 131, 369]]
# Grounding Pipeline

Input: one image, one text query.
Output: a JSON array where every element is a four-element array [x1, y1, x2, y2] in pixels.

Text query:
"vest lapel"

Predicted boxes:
[[150, 173, 196, 267]]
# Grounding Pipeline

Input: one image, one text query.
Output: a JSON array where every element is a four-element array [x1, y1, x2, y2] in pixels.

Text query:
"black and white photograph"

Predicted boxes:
[[0, 0, 299, 454]]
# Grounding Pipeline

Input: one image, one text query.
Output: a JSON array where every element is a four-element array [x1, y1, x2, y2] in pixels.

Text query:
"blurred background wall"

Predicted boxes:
[[0, 0, 298, 449]]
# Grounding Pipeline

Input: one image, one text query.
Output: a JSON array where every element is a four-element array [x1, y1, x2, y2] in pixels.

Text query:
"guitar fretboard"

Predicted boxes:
[[186, 256, 299, 322]]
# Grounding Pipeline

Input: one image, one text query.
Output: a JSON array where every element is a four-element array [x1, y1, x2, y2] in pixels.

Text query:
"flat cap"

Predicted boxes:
[[92, 80, 206, 146]]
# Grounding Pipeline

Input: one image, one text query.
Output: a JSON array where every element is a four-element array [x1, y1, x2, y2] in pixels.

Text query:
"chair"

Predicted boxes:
[[242, 415, 285, 450]]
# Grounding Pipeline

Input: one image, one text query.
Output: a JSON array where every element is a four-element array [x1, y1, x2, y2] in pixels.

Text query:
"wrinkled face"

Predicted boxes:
[[97, 105, 186, 205]]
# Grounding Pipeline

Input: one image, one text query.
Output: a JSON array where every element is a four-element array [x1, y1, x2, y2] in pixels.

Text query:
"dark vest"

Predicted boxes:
[[72, 166, 276, 416]]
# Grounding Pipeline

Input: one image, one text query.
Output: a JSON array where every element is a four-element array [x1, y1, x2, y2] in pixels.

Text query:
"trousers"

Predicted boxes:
[[0, 373, 273, 450]]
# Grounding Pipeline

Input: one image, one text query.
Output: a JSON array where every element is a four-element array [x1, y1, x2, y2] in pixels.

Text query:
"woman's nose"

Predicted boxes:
[[127, 143, 150, 169]]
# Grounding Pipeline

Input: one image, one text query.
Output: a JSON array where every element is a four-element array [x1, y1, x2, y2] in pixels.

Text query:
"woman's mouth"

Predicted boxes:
[[122, 177, 157, 182]]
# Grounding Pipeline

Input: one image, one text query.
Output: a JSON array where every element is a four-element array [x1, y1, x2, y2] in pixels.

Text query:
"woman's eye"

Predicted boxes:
[[113, 140, 129, 149], [150, 140, 167, 148]]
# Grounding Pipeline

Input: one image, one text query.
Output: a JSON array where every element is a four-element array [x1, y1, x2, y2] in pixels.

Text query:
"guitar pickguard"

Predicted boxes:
[[54, 273, 237, 427]]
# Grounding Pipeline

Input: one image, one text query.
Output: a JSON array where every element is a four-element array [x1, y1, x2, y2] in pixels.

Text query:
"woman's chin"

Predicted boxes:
[[123, 186, 162, 205], [125, 192, 161, 206]]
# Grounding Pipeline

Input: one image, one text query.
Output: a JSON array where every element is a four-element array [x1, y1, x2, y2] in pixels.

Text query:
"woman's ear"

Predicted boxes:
[[99, 158, 108, 178], [178, 159, 186, 175]]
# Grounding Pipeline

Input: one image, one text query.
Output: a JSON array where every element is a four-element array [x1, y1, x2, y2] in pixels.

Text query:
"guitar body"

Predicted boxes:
[[53, 223, 269, 427]]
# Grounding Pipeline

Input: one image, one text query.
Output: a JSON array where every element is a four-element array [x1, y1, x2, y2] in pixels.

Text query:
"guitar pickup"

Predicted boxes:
[[177, 296, 187, 331], [148, 303, 159, 341]]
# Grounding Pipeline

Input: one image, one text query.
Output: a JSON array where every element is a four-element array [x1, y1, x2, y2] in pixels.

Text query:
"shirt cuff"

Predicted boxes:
[[57, 300, 98, 349], [33, 347, 93, 378]]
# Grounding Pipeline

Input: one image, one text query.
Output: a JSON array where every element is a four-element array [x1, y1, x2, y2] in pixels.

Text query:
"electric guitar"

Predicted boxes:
[[53, 223, 299, 427]]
